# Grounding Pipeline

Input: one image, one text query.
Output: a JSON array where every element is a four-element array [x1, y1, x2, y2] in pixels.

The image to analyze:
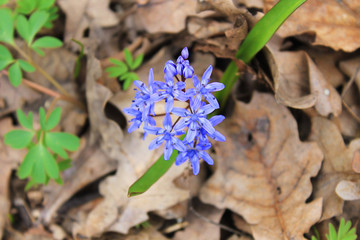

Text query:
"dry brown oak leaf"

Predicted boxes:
[[264, 0, 360, 52], [200, 93, 323, 240], [310, 117, 360, 220]]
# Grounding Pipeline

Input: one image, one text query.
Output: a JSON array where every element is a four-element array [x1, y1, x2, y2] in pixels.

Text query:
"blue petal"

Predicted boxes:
[[201, 65, 213, 86], [163, 113, 172, 131], [205, 82, 225, 92], [164, 60, 177, 77], [198, 118, 215, 134], [143, 125, 163, 135], [175, 152, 188, 166], [164, 140, 173, 160], [185, 88, 197, 98], [209, 115, 225, 126], [198, 151, 214, 165], [134, 80, 150, 94], [183, 65, 194, 78], [211, 131, 226, 142], [172, 136, 187, 151], [174, 81, 186, 90], [192, 75, 200, 88], [128, 120, 141, 133], [153, 81, 168, 89], [190, 95, 202, 112], [181, 47, 189, 59], [164, 73, 174, 87], [172, 107, 190, 117], [204, 94, 220, 109], [173, 90, 188, 102], [148, 68, 154, 87], [149, 136, 164, 150], [174, 118, 189, 131], [185, 121, 198, 142], [165, 96, 174, 113], [198, 104, 215, 116], [190, 155, 200, 175], [123, 107, 139, 116]]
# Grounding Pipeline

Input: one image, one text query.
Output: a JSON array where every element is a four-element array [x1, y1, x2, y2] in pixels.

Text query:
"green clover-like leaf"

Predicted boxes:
[[8, 62, 22, 87], [0, 44, 14, 70], [32, 36, 62, 49], [18, 59, 35, 72], [28, 10, 49, 43], [39, 107, 46, 130], [37, 0, 55, 10], [18, 144, 59, 183], [45, 132, 80, 159], [120, 72, 139, 90], [4, 129, 34, 149], [32, 46, 45, 56], [16, 14, 30, 43], [0, 8, 15, 45], [16, 109, 33, 130], [124, 48, 133, 67], [130, 53, 144, 70]]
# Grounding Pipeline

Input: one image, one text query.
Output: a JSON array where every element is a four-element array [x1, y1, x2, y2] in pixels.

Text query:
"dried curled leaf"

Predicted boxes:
[[200, 93, 323, 239]]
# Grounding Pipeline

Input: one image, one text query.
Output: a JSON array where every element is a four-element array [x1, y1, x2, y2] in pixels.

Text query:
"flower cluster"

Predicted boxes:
[[124, 47, 225, 175]]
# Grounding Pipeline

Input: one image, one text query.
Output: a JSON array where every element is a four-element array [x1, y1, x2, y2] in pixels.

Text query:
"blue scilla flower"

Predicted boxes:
[[144, 113, 187, 160], [192, 65, 225, 109], [175, 142, 214, 175], [172, 103, 216, 143], [156, 68, 189, 112]]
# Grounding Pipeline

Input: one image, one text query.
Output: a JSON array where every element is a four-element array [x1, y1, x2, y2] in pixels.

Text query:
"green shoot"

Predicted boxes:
[[4, 108, 80, 189], [105, 48, 144, 90]]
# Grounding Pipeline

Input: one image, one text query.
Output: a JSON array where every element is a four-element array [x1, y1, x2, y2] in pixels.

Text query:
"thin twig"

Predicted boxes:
[[1, 70, 86, 111]]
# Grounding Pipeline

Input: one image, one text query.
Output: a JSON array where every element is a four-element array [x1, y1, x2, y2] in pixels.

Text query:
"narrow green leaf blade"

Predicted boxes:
[[106, 65, 128, 78], [16, 109, 33, 130], [71, 38, 84, 78], [32, 46, 45, 56], [28, 10, 49, 43], [0, 8, 14, 45], [4, 129, 34, 149], [45, 106, 61, 131], [8, 62, 22, 87], [0, 44, 14, 70], [236, 0, 307, 64], [16, 14, 30, 44], [123, 77, 133, 91], [128, 135, 184, 197], [124, 48, 133, 67], [109, 58, 124, 66], [131, 53, 144, 70], [18, 59, 35, 72], [32, 36, 62, 48]]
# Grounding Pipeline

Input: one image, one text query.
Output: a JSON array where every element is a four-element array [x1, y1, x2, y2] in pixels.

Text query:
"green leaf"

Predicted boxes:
[[32, 155, 46, 183], [105, 65, 128, 78], [28, 10, 49, 43], [0, 44, 14, 70], [4, 129, 34, 149], [16, 0, 36, 14], [45, 132, 80, 159], [18, 145, 37, 179], [45, 107, 61, 131], [37, 0, 55, 10], [214, 0, 307, 114], [124, 48, 133, 67], [0, 8, 15, 45], [123, 77, 133, 91], [16, 109, 33, 130], [131, 53, 144, 70], [43, 6, 58, 29], [327, 223, 337, 240], [39, 107, 46, 130], [8, 62, 22, 87], [18, 59, 35, 72], [58, 159, 72, 171], [128, 135, 185, 197], [32, 36, 62, 48], [236, 0, 306, 64], [109, 58, 124, 66], [120, 72, 139, 81], [16, 14, 30, 43], [40, 144, 59, 179], [32, 46, 44, 56]]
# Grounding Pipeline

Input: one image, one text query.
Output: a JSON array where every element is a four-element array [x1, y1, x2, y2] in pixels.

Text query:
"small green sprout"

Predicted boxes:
[[4, 108, 80, 190], [105, 48, 144, 90], [311, 218, 357, 240]]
